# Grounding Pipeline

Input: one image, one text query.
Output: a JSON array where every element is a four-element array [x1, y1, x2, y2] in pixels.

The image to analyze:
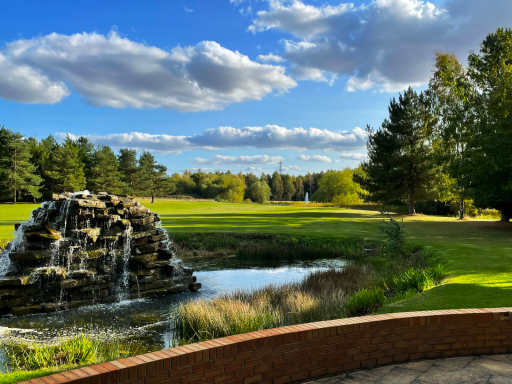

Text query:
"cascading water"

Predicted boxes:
[[0, 192, 200, 317]]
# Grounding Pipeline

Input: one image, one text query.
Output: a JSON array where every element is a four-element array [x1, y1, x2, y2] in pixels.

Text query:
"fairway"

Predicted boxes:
[[2, 200, 512, 313]]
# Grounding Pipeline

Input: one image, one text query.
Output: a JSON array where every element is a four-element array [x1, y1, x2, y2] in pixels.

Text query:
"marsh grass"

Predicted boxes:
[[175, 265, 372, 343], [0, 333, 143, 373]]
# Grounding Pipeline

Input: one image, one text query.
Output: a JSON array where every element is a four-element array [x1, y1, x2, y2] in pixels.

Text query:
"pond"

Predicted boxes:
[[0, 258, 347, 366]]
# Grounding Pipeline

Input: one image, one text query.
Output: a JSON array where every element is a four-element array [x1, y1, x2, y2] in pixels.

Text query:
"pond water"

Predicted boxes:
[[0, 258, 347, 365]]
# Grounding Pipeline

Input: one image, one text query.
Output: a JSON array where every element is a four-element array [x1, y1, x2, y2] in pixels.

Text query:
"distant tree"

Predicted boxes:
[[70, 136, 95, 180], [217, 173, 245, 203], [0, 128, 42, 203], [260, 173, 268, 184], [244, 173, 259, 200], [294, 177, 305, 201], [27, 135, 57, 197], [270, 171, 284, 201], [138, 151, 173, 203], [282, 174, 296, 201], [312, 169, 364, 204], [44, 143, 87, 194], [118, 148, 140, 195], [355, 87, 438, 214], [248, 180, 271, 203], [88, 146, 125, 194]]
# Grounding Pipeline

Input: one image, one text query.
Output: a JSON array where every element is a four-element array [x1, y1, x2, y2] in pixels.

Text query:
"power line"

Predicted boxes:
[[278, 160, 284, 174]]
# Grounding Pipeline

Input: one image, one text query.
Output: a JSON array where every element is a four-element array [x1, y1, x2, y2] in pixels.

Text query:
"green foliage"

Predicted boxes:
[[1, 332, 142, 373], [356, 87, 438, 214], [118, 148, 140, 195], [282, 174, 295, 201], [379, 218, 406, 252], [87, 145, 125, 194], [270, 171, 284, 201], [345, 288, 385, 317], [247, 180, 271, 203], [0, 127, 42, 203], [389, 265, 444, 295], [138, 151, 174, 202], [44, 143, 87, 194], [312, 168, 365, 204]]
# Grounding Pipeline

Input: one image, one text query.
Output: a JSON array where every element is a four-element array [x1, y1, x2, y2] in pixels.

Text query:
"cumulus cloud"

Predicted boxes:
[[0, 31, 296, 111], [249, 0, 512, 92], [194, 155, 283, 165], [298, 154, 331, 163], [0, 53, 70, 104], [283, 165, 301, 171], [257, 53, 286, 62], [339, 152, 367, 161], [59, 125, 367, 154]]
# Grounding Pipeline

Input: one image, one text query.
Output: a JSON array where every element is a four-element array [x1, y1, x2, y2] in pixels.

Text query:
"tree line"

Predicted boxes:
[[0, 128, 363, 204], [356, 28, 512, 220]]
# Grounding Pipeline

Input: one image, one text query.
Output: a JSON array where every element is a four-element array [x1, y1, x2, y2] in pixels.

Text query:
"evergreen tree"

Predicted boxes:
[[138, 151, 173, 203], [87, 146, 125, 194], [282, 174, 296, 201], [294, 177, 305, 201], [45, 144, 87, 193], [270, 171, 284, 201], [356, 87, 437, 214], [28, 135, 57, 198], [118, 148, 139, 194], [0, 128, 42, 203]]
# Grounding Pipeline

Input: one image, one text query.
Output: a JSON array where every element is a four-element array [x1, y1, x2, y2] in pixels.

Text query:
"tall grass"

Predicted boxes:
[[174, 265, 372, 343], [0, 333, 143, 373]]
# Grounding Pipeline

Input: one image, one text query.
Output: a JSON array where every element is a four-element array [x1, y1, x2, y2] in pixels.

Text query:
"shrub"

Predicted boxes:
[[390, 265, 444, 294], [379, 218, 406, 252], [345, 288, 385, 317]]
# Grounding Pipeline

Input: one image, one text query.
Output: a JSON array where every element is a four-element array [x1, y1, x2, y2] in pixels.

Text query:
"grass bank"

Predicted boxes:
[[2, 200, 512, 316]]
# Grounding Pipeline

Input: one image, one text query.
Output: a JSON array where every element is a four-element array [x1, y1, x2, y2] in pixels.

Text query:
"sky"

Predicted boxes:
[[0, 0, 510, 175]]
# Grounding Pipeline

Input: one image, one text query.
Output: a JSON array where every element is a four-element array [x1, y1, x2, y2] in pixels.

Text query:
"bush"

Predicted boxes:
[[345, 288, 385, 317], [379, 218, 406, 252], [391, 264, 444, 294]]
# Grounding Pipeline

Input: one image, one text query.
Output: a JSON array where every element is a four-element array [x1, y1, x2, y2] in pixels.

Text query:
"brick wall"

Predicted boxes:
[[20, 308, 512, 384]]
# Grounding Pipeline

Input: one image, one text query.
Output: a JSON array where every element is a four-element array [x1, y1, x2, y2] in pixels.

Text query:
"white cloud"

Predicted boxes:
[[184, 5, 193, 12], [0, 53, 70, 104], [230, 0, 247, 4], [249, 0, 512, 92], [58, 125, 367, 154], [240, 6, 253, 16], [339, 152, 368, 161], [0, 31, 296, 111], [283, 165, 301, 171], [298, 154, 331, 163], [194, 155, 283, 165], [257, 53, 286, 62]]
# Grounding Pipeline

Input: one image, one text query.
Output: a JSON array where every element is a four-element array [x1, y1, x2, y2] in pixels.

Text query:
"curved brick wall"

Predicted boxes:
[[19, 308, 512, 384]]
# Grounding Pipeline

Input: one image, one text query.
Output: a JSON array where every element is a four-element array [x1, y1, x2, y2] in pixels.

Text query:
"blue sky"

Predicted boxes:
[[0, 0, 510, 175]]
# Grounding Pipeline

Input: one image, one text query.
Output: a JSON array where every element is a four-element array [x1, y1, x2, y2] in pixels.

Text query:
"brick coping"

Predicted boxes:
[[18, 308, 512, 384]]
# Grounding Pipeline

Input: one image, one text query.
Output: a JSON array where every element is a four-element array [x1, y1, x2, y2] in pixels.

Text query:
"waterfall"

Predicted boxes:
[[117, 228, 132, 301], [305, 192, 309, 204]]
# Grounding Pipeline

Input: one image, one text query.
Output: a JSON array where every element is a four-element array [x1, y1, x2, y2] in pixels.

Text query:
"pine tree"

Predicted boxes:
[[356, 87, 437, 214], [138, 151, 173, 203], [118, 148, 139, 195], [0, 128, 42, 203], [87, 146, 125, 194], [28, 135, 57, 198], [270, 171, 284, 201], [45, 144, 87, 193]]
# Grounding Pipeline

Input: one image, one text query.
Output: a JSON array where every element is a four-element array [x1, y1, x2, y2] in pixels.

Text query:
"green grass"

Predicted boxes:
[[2, 200, 512, 313], [0, 368, 61, 384]]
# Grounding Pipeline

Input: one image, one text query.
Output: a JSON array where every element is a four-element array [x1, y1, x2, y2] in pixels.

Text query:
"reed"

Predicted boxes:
[[174, 265, 372, 343], [0, 332, 143, 373]]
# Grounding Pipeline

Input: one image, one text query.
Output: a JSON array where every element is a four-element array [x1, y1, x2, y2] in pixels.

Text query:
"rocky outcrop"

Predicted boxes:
[[0, 192, 200, 316]]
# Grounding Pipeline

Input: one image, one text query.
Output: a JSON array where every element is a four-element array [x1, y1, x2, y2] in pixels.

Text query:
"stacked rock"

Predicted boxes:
[[0, 192, 200, 316]]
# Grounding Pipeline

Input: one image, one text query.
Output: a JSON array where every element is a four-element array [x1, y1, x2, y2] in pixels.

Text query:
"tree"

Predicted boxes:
[[282, 174, 296, 201], [270, 171, 284, 201], [356, 87, 438, 214], [0, 128, 42, 203], [88, 146, 125, 194], [67, 136, 95, 180], [428, 52, 477, 219], [44, 144, 87, 193], [138, 151, 173, 203], [312, 169, 364, 204], [248, 180, 271, 203], [294, 177, 305, 201], [118, 148, 139, 194], [217, 173, 245, 202], [466, 28, 512, 220], [27, 135, 57, 198]]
